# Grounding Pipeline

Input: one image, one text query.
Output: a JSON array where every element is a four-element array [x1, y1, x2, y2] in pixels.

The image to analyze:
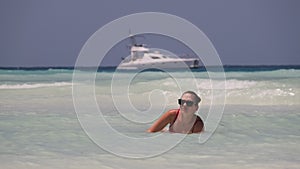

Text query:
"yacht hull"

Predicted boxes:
[[117, 59, 200, 70]]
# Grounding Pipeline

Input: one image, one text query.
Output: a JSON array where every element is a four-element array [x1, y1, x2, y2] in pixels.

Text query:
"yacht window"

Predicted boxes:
[[151, 56, 161, 59]]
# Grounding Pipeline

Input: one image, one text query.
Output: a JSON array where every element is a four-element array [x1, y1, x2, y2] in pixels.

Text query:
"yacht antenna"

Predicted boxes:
[[128, 29, 137, 45]]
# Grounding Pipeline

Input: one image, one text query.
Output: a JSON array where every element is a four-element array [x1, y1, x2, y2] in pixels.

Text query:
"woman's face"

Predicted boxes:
[[179, 93, 198, 115]]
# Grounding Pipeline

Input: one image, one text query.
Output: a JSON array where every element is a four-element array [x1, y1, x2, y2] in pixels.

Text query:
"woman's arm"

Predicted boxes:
[[147, 109, 177, 133]]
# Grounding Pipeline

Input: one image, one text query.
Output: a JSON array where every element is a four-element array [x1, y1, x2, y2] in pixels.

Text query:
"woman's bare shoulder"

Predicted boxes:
[[165, 109, 178, 117], [157, 109, 178, 122], [167, 109, 178, 113], [165, 109, 179, 122]]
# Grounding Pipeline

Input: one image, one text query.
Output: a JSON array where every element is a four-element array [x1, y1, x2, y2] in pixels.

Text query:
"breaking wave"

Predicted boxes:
[[0, 82, 72, 89]]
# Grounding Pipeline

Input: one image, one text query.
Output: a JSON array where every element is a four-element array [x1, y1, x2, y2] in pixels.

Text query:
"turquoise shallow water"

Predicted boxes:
[[0, 67, 299, 168]]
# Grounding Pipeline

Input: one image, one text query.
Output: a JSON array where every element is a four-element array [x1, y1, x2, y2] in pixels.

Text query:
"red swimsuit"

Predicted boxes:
[[169, 109, 203, 133]]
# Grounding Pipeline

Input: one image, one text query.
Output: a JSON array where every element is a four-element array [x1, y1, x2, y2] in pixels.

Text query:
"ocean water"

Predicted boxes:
[[0, 66, 299, 169]]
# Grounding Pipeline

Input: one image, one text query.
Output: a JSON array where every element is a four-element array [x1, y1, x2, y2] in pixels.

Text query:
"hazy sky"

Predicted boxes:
[[0, 0, 299, 67]]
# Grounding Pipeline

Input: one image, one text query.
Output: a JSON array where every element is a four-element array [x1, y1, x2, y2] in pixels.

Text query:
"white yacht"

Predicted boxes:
[[117, 36, 201, 70]]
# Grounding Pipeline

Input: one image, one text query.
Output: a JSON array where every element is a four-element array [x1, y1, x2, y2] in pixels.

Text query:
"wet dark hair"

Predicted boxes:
[[181, 91, 201, 104]]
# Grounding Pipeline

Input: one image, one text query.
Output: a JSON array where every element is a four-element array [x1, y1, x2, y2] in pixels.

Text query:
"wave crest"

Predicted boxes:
[[0, 82, 72, 89]]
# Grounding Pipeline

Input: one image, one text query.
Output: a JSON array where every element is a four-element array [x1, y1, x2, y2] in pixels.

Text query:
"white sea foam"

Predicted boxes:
[[195, 79, 257, 90], [94, 72, 299, 106], [0, 82, 72, 89]]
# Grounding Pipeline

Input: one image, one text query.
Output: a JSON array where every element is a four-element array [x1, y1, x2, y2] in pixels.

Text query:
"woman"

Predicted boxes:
[[147, 91, 204, 134]]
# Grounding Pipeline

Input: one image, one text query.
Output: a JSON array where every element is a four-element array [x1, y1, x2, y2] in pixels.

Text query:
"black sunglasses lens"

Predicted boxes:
[[186, 101, 193, 106], [178, 99, 194, 106], [178, 99, 182, 105]]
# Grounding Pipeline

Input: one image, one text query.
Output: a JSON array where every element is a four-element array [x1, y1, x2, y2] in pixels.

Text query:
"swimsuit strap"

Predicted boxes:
[[191, 116, 202, 133], [169, 109, 180, 128]]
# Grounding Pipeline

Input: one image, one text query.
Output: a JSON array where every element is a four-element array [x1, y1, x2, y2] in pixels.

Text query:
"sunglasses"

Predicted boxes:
[[178, 99, 195, 107]]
